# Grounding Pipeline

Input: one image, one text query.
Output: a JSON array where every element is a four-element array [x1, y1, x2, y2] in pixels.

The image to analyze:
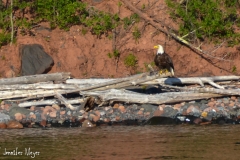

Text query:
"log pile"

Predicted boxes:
[[0, 72, 240, 111]]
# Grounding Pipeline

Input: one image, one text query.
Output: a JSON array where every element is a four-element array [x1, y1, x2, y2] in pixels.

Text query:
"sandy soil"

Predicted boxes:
[[0, 0, 239, 78]]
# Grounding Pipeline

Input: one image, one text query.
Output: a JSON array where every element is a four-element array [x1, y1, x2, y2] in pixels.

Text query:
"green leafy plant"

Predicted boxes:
[[123, 13, 140, 29], [1, 55, 6, 60], [107, 49, 120, 59], [0, 32, 11, 48], [117, 2, 122, 7], [124, 53, 138, 67], [81, 28, 88, 35], [107, 52, 113, 58], [132, 26, 141, 43], [165, 0, 240, 45], [232, 65, 237, 73]]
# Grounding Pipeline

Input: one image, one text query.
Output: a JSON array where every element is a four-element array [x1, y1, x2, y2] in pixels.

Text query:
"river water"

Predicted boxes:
[[0, 125, 240, 160]]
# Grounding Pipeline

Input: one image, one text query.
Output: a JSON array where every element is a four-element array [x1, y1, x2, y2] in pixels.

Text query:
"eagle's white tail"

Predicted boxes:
[[170, 67, 174, 76]]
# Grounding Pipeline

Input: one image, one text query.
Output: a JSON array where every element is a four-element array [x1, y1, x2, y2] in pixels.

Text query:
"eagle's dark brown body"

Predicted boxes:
[[154, 53, 174, 73]]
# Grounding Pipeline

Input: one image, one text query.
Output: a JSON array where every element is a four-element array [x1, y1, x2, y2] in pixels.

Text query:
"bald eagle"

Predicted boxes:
[[154, 45, 174, 76]]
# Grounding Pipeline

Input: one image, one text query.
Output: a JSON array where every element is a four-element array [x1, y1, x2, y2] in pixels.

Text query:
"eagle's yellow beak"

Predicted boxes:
[[154, 46, 159, 49]]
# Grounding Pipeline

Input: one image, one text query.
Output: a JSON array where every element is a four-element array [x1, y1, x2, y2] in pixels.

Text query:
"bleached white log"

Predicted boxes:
[[67, 76, 239, 88], [0, 83, 80, 90], [0, 89, 68, 99], [161, 84, 240, 95], [18, 98, 84, 107], [90, 72, 172, 91], [0, 72, 71, 85], [55, 92, 78, 110], [82, 89, 224, 104]]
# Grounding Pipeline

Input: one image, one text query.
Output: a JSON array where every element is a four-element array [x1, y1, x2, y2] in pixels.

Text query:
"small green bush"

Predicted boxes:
[[123, 13, 140, 29], [124, 53, 137, 67], [232, 65, 237, 73], [132, 26, 141, 43], [165, 0, 240, 44], [0, 32, 11, 48], [107, 49, 120, 59]]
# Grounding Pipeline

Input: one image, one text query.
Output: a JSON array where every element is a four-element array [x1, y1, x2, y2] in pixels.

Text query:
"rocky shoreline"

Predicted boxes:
[[0, 96, 240, 129]]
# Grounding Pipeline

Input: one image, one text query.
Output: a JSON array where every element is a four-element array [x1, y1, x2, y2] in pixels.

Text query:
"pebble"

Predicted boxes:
[[40, 120, 47, 127], [14, 113, 23, 121], [137, 110, 143, 115], [43, 106, 55, 114], [49, 111, 57, 118], [52, 104, 60, 110], [207, 101, 215, 108], [193, 118, 202, 124], [7, 120, 23, 129], [153, 109, 163, 116], [0, 123, 7, 129], [201, 111, 208, 118], [0, 113, 10, 123], [30, 106, 36, 111], [60, 110, 66, 115], [29, 113, 36, 119], [82, 119, 96, 127], [173, 104, 182, 111], [89, 114, 100, 122], [223, 98, 229, 104], [118, 106, 126, 113], [113, 103, 119, 109]]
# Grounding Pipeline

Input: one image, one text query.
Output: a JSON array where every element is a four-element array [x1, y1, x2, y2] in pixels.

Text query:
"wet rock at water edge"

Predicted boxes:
[[9, 107, 30, 118], [7, 120, 24, 129], [0, 123, 7, 129], [141, 104, 158, 113], [82, 119, 96, 127], [144, 116, 179, 125], [0, 113, 10, 123]]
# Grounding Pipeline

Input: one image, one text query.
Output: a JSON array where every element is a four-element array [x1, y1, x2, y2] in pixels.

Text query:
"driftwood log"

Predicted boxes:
[[82, 89, 224, 105], [18, 98, 84, 107], [66, 76, 240, 89], [0, 72, 239, 107], [0, 72, 70, 85]]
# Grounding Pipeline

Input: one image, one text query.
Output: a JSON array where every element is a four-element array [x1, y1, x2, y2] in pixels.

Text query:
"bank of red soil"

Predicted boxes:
[[0, 0, 239, 79]]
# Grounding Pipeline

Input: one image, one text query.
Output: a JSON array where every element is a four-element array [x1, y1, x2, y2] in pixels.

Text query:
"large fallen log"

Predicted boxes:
[[90, 72, 172, 91], [82, 89, 224, 104], [66, 76, 240, 89], [18, 98, 84, 107], [0, 72, 172, 100], [0, 72, 71, 85], [55, 92, 77, 110], [161, 84, 240, 95], [0, 83, 79, 90]]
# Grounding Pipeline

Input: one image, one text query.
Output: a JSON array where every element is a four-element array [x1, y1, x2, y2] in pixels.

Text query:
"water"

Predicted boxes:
[[0, 125, 240, 160]]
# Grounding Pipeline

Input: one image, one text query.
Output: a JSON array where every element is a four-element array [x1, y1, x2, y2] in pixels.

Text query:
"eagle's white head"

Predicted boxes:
[[154, 45, 164, 55]]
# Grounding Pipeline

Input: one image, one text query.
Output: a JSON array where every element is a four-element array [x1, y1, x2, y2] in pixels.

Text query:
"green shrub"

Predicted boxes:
[[107, 49, 120, 59], [0, 1, 142, 47], [132, 26, 141, 43], [123, 13, 140, 29], [0, 32, 11, 48], [124, 53, 137, 67], [165, 0, 240, 44], [232, 65, 237, 73]]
